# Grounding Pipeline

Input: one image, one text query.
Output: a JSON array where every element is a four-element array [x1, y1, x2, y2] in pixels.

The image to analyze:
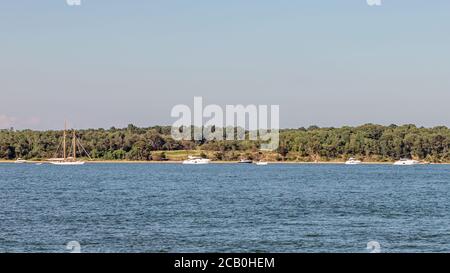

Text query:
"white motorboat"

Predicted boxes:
[[238, 159, 253, 164], [14, 158, 27, 164], [255, 161, 268, 166], [182, 156, 211, 165], [393, 159, 420, 166], [345, 157, 362, 165]]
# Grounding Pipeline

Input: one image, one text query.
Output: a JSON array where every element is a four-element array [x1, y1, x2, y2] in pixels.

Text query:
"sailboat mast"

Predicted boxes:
[[73, 130, 77, 160], [63, 121, 67, 160]]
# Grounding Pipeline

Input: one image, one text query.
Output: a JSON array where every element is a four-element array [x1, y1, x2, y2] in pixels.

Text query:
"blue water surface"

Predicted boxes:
[[1, 163, 449, 253]]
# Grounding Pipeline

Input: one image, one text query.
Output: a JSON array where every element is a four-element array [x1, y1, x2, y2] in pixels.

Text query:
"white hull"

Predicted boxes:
[[345, 161, 362, 165], [255, 162, 268, 166], [14, 160, 27, 164], [239, 160, 253, 164], [182, 156, 210, 165], [345, 158, 362, 165], [182, 161, 210, 165], [182, 160, 210, 165], [50, 161, 85, 166], [393, 160, 420, 166]]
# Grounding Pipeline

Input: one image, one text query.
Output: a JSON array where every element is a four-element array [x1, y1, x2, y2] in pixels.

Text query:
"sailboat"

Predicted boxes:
[[48, 122, 90, 166]]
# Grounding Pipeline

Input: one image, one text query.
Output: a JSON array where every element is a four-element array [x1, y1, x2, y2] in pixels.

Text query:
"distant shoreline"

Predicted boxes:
[[3, 124, 450, 164], [2, 160, 449, 165]]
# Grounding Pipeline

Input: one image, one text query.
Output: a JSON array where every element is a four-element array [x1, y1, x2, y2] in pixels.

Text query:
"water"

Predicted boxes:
[[1, 163, 449, 253]]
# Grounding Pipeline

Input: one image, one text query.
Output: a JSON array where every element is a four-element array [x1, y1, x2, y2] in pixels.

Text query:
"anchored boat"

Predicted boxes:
[[14, 158, 27, 164], [393, 159, 420, 166], [182, 156, 211, 165], [238, 159, 253, 164], [345, 157, 362, 165], [255, 161, 268, 166], [48, 122, 91, 166]]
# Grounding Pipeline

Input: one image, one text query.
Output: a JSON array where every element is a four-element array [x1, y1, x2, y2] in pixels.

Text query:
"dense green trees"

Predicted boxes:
[[277, 124, 450, 162], [0, 124, 449, 162]]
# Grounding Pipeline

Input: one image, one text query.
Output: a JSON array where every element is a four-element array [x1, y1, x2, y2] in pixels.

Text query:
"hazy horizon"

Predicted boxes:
[[1, 0, 450, 130]]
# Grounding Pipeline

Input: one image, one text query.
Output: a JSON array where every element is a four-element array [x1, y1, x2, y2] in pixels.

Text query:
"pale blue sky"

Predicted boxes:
[[1, 0, 449, 129]]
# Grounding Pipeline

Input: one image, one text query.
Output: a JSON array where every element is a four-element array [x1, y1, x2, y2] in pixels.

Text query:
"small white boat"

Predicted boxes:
[[14, 158, 27, 164], [255, 161, 268, 166], [345, 157, 362, 165], [238, 159, 253, 164], [182, 156, 211, 165], [393, 159, 420, 166]]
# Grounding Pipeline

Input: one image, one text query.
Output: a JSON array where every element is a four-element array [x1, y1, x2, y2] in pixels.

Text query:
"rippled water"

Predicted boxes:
[[1, 163, 449, 253]]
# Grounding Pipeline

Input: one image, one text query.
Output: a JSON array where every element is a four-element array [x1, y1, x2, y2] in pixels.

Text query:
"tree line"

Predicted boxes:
[[0, 124, 449, 162]]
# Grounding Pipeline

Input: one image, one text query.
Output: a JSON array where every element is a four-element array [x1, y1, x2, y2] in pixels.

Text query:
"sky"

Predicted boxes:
[[1, 0, 449, 130]]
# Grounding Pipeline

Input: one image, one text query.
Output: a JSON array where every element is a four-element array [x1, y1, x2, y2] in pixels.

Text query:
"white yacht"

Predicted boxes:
[[48, 122, 90, 166], [393, 159, 420, 166], [345, 157, 362, 165], [238, 159, 253, 164], [14, 158, 27, 164], [255, 161, 268, 166], [182, 156, 211, 165]]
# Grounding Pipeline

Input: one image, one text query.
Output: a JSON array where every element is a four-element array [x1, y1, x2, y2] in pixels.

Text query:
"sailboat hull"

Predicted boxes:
[[50, 161, 85, 166]]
